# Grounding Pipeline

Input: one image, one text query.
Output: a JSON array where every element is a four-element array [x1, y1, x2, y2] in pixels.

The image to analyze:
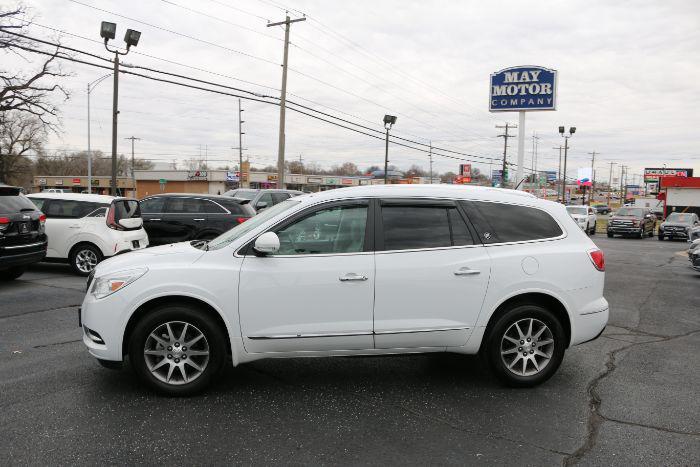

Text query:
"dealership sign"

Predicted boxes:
[[643, 167, 693, 183], [489, 66, 557, 112]]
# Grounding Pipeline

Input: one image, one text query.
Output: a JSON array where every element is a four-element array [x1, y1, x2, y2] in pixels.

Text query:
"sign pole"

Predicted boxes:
[[516, 111, 526, 190]]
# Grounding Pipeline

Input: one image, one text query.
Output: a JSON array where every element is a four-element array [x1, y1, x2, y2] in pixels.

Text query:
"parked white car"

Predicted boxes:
[[81, 185, 608, 395], [42, 188, 71, 193], [566, 205, 597, 235], [27, 193, 149, 275]]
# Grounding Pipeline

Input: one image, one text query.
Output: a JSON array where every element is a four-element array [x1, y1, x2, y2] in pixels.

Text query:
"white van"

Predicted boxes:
[[27, 193, 149, 275]]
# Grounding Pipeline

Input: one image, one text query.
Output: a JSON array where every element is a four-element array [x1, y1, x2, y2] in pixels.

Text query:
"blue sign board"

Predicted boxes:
[[489, 66, 557, 112]]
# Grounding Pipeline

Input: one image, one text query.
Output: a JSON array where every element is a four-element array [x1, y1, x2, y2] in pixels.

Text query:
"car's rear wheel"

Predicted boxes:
[[128, 305, 226, 396], [589, 222, 596, 235], [486, 304, 566, 387], [0, 267, 26, 281], [69, 243, 103, 276], [607, 232, 613, 238]]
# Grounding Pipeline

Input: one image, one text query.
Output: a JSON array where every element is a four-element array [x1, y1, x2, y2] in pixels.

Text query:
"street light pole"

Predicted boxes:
[[100, 21, 142, 196], [382, 115, 397, 184], [87, 74, 110, 194], [124, 136, 140, 198], [558, 126, 576, 204]]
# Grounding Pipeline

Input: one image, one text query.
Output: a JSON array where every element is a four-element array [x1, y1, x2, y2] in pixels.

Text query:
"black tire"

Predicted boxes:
[[128, 305, 227, 396], [607, 232, 613, 238], [0, 267, 26, 281], [658, 235, 664, 241], [69, 243, 103, 276], [589, 222, 596, 235], [648, 227, 654, 237], [485, 304, 566, 388]]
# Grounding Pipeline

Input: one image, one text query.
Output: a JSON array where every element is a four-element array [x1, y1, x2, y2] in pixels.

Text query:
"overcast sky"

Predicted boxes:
[[12, 0, 700, 183]]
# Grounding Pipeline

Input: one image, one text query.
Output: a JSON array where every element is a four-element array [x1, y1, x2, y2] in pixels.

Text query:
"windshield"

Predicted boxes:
[[207, 199, 300, 250], [616, 207, 643, 217], [566, 206, 587, 215], [666, 213, 692, 223], [225, 189, 257, 200]]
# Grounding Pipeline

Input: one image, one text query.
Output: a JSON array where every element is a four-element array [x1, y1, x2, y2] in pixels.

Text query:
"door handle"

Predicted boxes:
[[454, 267, 480, 276], [68, 225, 81, 229], [339, 273, 368, 282], [148, 218, 161, 221], [193, 218, 205, 221]]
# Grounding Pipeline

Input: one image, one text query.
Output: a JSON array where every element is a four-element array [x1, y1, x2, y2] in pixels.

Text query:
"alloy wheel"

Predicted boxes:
[[75, 249, 98, 273], [143, 321, 210, 385], [500, 318, 554, 377]]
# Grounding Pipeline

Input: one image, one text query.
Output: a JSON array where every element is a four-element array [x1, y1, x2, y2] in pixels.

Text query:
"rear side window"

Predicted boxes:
[[43, 200, 104, 219], [0, 192, 38, 213], [166, 197, 207, 213], [140, 197, 165, 213], [466, 201, 563, 243], [381, 203, 474, 251], [203, 200, 228, 214], [218, 199, 249, 215]]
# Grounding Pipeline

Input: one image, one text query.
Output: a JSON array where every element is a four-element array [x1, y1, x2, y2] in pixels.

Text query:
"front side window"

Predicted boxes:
[[275, 203, 368, 255], [468, 201, 563, 243], [381, 203, 473, 251]]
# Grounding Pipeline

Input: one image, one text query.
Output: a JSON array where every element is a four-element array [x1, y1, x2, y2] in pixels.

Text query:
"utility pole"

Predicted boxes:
[[553, 146, 563, 201], [496, 122, 517, 188], [428, 140, 433, 184], [237, 98, 246, 188], [267, 14, 306, 189], [562, 136, 569, 204], [298, 153, 304, 176], [607, 161, 616, 206], [124, 136, 140, 198], [587, 151, 598, 206], [619, 165, 627, 203]]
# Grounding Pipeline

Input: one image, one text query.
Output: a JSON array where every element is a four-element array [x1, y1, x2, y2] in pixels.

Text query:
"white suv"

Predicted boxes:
[[27, 193, 149, 275], [81, 185, 608, 395], [566, 205, 597, 235]]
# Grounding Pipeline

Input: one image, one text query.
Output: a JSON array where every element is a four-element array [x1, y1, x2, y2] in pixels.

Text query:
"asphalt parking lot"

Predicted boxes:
[[1, 237, 698, 465]]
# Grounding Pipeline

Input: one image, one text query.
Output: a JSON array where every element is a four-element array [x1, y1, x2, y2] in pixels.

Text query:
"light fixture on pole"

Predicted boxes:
[[100, 21, 142, 196], [383, 115, 397, 184], [87, 73, 110, 194], [558, 126, 576, 204]]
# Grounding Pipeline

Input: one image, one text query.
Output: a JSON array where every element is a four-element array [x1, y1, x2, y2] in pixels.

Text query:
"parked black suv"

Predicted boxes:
[[223, 188, 303, 212], [0, 185, 48, 280], [139, 193, 256, 246], [658, 212, 699, 241], [607, 207, 655, 238]]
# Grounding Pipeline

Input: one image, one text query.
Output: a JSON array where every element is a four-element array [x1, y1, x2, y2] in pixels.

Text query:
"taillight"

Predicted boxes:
[[236, 217, 248, 224], [588, 249, 605, 271], [106, 206, 124, 231], [0, 217, 9, 232], [39, 214, 46, 225]]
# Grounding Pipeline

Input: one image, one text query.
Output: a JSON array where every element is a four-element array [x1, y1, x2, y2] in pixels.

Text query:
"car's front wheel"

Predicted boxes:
[[485, 304, 566, 387], [128, 305, 227, 396]]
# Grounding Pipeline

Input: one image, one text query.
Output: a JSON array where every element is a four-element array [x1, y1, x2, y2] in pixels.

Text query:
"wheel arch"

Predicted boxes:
[[122, 295, 233, 359], [480, 292, 572, 353], [68, 241, 103, 260], [68, 235, 109, 259]]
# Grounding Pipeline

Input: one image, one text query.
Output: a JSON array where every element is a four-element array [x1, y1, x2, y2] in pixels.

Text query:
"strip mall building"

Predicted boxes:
[[658, 176, 700, 217]]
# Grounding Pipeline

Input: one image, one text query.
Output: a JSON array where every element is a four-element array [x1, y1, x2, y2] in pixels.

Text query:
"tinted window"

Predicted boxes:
[[469, 202, 563, 243], [140, 197, 165, 213], [616, 207, 643, 217], [112, 200, 140, 220], [275, 204, 367, 255], [382, 205, 473, 250], [225, 189, 257, 200], [43, 200, 104, 219], [272, 192, 290, 204], [166, 197, 207, 214], [218, 199, 249, 215], [0, 193, 38, 213], [203, 199, 227, 214], [255, 192, 273, 210]]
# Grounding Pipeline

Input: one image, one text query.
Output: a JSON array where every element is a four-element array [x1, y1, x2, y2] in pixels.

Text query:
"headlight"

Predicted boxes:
[[91, 268, 147, 299]]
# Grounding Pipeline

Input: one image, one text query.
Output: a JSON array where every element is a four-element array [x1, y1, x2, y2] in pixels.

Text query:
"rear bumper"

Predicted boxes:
[[0, 241, 47, 270], [571, 297, 609, 346]]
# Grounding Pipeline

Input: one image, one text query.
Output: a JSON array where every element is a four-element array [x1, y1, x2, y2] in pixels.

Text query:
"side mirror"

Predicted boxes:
[[118, 218, 143, 229], [253, 231, 280, 255], [256, 201, 268, 211]]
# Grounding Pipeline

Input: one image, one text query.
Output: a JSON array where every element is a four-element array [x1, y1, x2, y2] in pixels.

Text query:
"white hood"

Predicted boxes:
[[94, 242, 206, 276]]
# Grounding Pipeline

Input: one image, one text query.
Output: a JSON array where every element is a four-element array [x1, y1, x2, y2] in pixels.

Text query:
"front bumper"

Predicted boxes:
[[80, 290, 128, 361], [607, 226, 642, 234], [660, 230, 688, 239]]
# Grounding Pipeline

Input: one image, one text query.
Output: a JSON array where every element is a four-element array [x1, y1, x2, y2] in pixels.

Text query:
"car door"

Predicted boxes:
[[238, 199, 374, 353], [140, 197, 167, 245], [162, 197, 207, 243], [41, 199, 85, 258], [253, 192, 274, 212], [372, 199, 491, 349]]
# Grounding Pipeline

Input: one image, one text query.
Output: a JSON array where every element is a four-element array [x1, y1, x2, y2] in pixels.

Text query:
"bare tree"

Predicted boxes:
[[0, 4, 69, 129], [0, 110, 45, 184]]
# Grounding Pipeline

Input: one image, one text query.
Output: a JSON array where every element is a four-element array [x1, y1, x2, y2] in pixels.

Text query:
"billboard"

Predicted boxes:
[[458, 164, 472, 183], [643, 167, 693, 183], [489, 66, 557, 112]]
